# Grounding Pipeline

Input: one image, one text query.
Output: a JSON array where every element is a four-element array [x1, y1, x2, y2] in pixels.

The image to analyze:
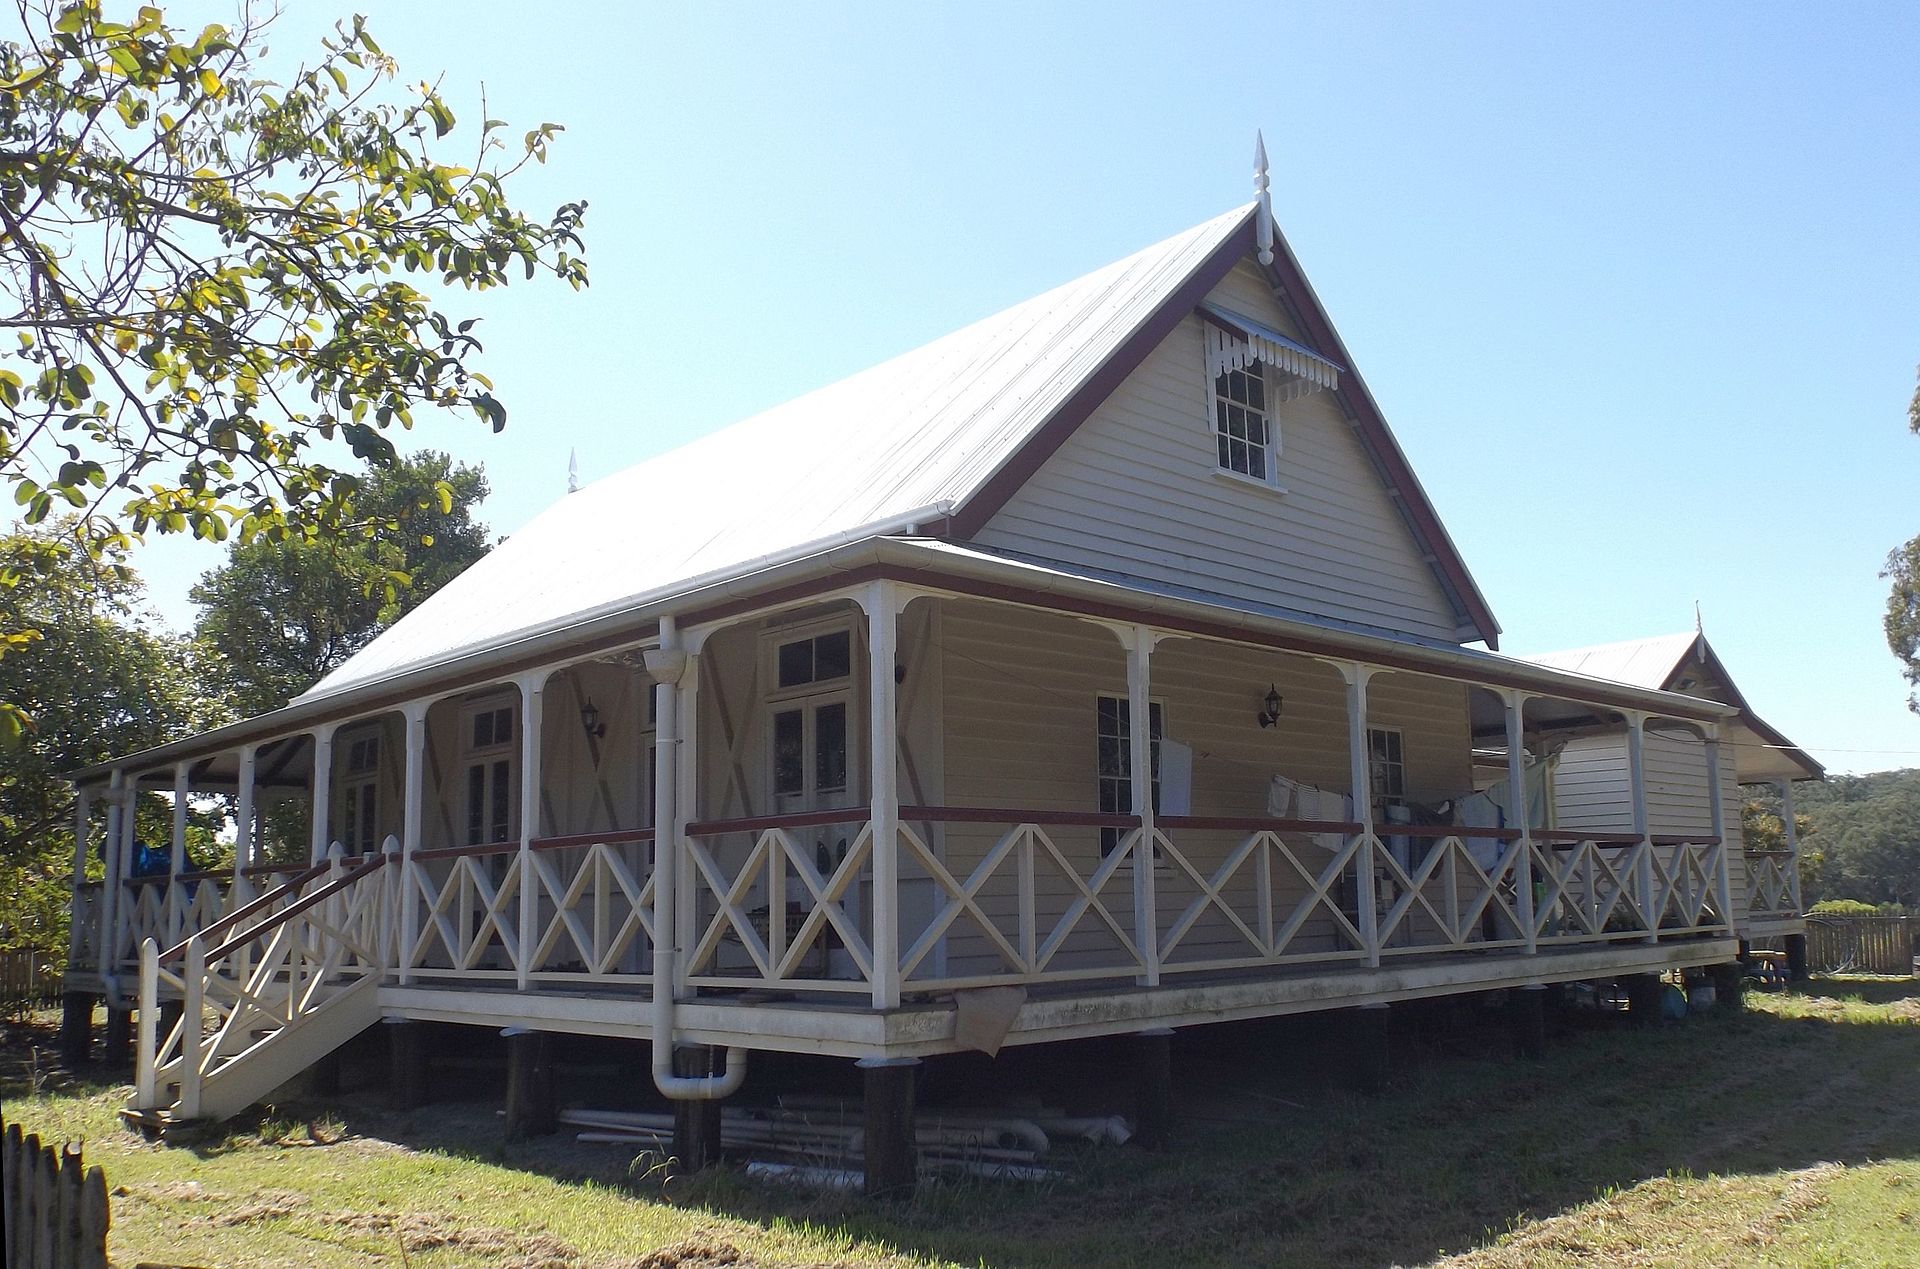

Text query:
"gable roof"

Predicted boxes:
[[303, 202, 1498, 704], [1523, 633, 1824, 782]]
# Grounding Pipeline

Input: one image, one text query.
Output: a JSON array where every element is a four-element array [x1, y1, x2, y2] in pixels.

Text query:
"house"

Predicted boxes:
[[1521, 631, 1823, 969], [63, 148, 1789, 1194]]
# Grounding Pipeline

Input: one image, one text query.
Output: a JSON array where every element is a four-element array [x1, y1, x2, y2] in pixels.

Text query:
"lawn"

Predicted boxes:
[[3, 978, 1917, 1267]]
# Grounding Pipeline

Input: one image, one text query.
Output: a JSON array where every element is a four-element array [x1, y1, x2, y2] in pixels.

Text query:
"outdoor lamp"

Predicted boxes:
[[580, 698, 606, 740], [1258, 685, 1283, 729]]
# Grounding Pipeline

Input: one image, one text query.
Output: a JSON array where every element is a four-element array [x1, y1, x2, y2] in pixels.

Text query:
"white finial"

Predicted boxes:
[[1253, 130, 1274, 267], [1694, 600, 1704, 635], [567, 448, 579, 494]]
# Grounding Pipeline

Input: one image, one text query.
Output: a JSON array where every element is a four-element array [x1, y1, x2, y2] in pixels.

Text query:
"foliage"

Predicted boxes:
[[1887, 364, 1920, 712], [1765, 769, 1920, 909], [1741, 799, 1822, 893], [0, 0, 584, 725], [0, 520, 226, 953], [190, 448, 490, 714], [1808, 898, 1907, 918]]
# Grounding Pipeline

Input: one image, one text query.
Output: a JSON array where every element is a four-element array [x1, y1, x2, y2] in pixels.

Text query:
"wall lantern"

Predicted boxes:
[[580, 698, 606, 740], [1257, 685, 1283, 729]]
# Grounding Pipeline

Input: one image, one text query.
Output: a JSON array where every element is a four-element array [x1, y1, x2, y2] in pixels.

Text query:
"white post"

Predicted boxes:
[[98, 771, 123, 979], [516, 670, 550, 989], [1502, 690, 1536, 955], [233, 744, 258, 905], [169, 762, 190, 944], [675, 637, 704, 985], [1704, 727, 1730, 930], [865, 581, 902, 1010], [1778, 778, 1803, 914], [309, 723, 337, 863], [1625, 712, 1656, 942], [398, 701, 430, 986], [1124, 625, 1160, 987], [1340, 664, 1380, 967], [68, 786, 93, 969]]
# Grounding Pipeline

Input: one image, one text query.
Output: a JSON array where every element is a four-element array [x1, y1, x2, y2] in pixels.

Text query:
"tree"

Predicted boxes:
[[0, 1, 586, 727], [0, 520, 225, 954], [1783, 769, 1920, 910], [1886, 365, 1920, 711], [1741, 797, 1821, 897], [191, 448, 490, 713]]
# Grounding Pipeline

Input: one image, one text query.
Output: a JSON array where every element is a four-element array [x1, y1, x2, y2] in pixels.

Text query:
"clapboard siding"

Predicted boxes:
[[973, 257, 1464, 643], [929, 598, 1474, 977], [1550, 731, 1749, 925]]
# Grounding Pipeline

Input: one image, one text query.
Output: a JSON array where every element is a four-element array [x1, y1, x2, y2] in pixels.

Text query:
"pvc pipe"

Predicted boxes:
[[647, 614, 747, 1101]]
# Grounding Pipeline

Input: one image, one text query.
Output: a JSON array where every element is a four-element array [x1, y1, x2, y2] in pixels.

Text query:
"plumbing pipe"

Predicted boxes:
[[646, 614, 747, 1101]]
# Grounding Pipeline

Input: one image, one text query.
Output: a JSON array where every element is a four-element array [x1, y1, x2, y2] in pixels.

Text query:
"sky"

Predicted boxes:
[[110, 1, 1920, 776]]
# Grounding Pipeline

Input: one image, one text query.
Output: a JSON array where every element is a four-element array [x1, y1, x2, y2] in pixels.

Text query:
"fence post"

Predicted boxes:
[[134, 939, 159, 1110], [178, 938, 206, 1121]]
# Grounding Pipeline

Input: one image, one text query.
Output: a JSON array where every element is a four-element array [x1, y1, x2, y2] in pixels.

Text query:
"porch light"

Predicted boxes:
[[1258, 685, 1283, 729], [580, 698, 606, 740]]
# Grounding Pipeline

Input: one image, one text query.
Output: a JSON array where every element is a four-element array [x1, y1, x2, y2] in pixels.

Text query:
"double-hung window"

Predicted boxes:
[[1214, 359, 1274, 481], [1367, 727, 1406, 803], [765, 626, 855, 817], [1096, 694, 1164, 855], [463, 700, 516, 846], [341, 729, 381, 855]]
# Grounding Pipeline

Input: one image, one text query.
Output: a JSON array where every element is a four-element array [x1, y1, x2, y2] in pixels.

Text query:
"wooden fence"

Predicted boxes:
[[0, 949, 60, 1015], [0, 1118, 109, 1269], [1805, 916, 1918, 977]]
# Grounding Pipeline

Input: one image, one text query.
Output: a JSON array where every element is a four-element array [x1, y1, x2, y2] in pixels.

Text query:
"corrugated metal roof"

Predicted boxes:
[[302, 205, 1257, 702], [1518, 632, 1701, 690]]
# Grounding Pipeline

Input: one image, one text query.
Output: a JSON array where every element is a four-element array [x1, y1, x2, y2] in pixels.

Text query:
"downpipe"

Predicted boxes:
[[646, 617, 747, 1101]]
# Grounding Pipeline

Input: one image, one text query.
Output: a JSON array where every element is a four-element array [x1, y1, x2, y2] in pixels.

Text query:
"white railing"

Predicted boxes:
[[132, 847, 389, 1121], [683, 811, 876, 995], [395, 831, 659, 985], [113, 863, 312, 975], [1744, 850, 1800, 919], [1531, 833, 1729, 942]]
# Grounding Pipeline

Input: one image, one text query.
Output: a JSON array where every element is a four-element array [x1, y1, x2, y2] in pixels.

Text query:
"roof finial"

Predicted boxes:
[[1694, 599, 1704, 636], [567, 448, 579, 494], [1253, 130, 1274, 267]]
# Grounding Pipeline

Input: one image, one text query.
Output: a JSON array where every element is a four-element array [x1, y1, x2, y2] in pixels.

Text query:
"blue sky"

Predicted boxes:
[[128, 1, 1920, 774]]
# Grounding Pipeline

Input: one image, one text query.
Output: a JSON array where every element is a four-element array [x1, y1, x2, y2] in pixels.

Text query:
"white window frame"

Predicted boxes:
[[1096, 692, 1166, 856], [1367, 726, 1407, 803], [460, 693, 518, 847], [339, 724, 383, 855], [759, 616, 863, 813], [1206, 349, 1284, 491]]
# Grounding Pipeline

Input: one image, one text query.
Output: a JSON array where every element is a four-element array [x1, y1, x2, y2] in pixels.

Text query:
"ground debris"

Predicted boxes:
[[210, 1189, 310, 1226], [613, 1232, 748, 1267], [318, 1209, 580, 1263]]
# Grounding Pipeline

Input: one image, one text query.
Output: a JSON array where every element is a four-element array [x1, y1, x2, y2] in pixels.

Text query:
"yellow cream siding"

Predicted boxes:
[[972, 259, 1463, 643]]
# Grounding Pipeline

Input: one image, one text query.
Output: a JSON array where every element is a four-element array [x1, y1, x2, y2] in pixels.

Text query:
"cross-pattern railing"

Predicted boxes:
[[683, 810, 876, 995], [394, 831, 660, 985], [1744, 850, 1800, 919], [896, 808, 1146, 991]]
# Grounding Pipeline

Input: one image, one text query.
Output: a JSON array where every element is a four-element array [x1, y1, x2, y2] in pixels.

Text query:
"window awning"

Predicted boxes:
[[1198, 304, 1343, 402]]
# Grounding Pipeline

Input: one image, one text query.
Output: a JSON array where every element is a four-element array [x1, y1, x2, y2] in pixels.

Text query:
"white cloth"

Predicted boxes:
[[1457, 792, 1503, 872], [1159, 741, 1194, 817]]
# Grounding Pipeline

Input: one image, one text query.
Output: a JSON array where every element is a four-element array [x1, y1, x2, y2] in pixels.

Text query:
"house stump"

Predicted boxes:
[[1508, 984, 1547, 1059], [671, 1046, 724, 1174], [1132, 1028, 1175, 1149], [859, 1056, 919, 1199], [58, 992, 94, 1068], [387, 1019, 431, 1110], [503, 1028, 556, 1140]]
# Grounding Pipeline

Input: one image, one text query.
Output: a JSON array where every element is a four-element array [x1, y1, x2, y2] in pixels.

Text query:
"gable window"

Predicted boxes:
[[463, 700, 516, 846], [1367, 727, 1406, 802], [341, 729, 381, 855], [1097, 694, 1164, 855], [1214, 360, 1273, 481]]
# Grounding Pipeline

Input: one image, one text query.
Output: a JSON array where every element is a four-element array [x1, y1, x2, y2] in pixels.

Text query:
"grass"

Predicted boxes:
[[2, 977, 1917, 1267]]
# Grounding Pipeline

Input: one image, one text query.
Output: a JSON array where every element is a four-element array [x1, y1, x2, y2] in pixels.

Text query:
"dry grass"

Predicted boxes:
[[4, 977, 1919, 1267]]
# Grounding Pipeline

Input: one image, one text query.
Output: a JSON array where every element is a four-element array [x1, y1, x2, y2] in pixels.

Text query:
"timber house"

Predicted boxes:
[[63, 148, 1818, 1194]]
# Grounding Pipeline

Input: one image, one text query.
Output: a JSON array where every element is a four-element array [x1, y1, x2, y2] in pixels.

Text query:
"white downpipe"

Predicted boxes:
[[646, 615, 746, 1101]]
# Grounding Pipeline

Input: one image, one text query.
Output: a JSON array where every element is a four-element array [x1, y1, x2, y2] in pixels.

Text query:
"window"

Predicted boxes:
[[776, 629, 852, 690], [1097, 694, 1164, 855], [462, 699, 516, 846], [341, 729, 381, 855], [1367, 727, 1406, 801], [1214, 359, 1273, 481]]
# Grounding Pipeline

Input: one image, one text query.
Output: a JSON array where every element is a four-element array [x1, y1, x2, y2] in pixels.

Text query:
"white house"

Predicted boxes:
[[1523, 631, 1822, 961], [64, 152, 1788, 1193]]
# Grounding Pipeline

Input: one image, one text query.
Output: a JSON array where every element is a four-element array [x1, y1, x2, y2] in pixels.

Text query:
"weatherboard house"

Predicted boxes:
[[65, 154, 1816, 1192]]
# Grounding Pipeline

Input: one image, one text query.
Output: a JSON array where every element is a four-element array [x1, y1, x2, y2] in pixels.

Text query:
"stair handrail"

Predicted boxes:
[[135, 846, 391, 1122], [156, 860, 329, 963], [201, 852, 389, 964]]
